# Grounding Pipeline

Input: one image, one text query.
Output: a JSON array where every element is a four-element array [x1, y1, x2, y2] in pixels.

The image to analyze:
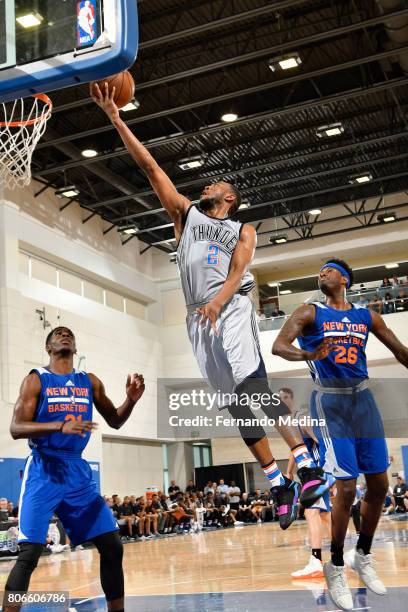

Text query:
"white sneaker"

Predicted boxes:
[[323, 560, 353, 611], [344, 548, 387, 595], [234, 521, 244, 527], [257, 518, 262, 524], [291, 555, 324, 579]]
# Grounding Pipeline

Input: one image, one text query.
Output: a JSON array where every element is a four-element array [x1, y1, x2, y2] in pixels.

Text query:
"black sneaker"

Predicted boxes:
[[298, 466, 330, 508], [271, 476, 300, 530]]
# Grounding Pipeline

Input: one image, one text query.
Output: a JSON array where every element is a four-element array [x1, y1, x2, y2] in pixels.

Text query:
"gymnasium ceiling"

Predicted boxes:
[[31, 0, 408, 253]]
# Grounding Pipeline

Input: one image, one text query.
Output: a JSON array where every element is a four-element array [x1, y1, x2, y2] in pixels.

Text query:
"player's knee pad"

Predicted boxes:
[[5, 543, 43, 592], [226, 401, 266, 444], [92, 531, 124, 601], [235, 373, 291, 419]]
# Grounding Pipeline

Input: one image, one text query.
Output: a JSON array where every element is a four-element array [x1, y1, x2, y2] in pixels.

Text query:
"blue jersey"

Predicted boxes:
[[29, 367, 93, 455], [297, 302, 372, 383]]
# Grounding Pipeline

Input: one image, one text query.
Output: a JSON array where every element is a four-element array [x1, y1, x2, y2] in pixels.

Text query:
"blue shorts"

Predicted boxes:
[[311, 387, 389, 480], [18, 451, 118, 546]]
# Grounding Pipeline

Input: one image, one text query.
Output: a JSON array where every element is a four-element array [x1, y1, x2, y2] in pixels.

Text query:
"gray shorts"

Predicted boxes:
[[186, 294, 262, 404]]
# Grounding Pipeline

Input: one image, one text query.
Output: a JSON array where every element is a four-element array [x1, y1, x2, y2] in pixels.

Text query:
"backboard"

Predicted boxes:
[[0, 0, 138, 102]]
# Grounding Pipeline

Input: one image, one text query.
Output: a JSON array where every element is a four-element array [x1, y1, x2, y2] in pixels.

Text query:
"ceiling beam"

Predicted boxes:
[[48, 6, 408, 116], [88, 129, 408, 216], [33, 75, 408, 178]]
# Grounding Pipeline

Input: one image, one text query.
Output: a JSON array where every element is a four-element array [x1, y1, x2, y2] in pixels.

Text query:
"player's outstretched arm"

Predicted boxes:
[[197, 224, 256, 329], [272, 304, 334, 361], [370, 310, 408, 368], [91, 83, 191, 238], [10, 374, 97, 438], [90, 372, 145, 429]]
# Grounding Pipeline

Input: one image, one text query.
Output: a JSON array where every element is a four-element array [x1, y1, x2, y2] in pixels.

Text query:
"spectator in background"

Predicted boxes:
[[250, 489, 266, 523], [380, 277, 392, 288], [185, 480, 197, 494], [203, 481, 213, 496], [228, 481, 241, 512], [119, 496, 137, 539], [256, 309, 266, 322], [359, 283, 366, 291], [357, 294, 368, 308], [134, 497, 154, 539], [0, 498, 9, 522], [216, 479, 229, 496], [145, 497, 159, 536], [168, 480, 181, 501], [383, 292, 394, 314], [112, 494, 121, 517], [395, 289, 408, 312], [271, 305, 285, 317], [237, 493, 252, 523], [368, 294, 383, 314], [392, 274, 400, 286], [393, 477, 408, 512]]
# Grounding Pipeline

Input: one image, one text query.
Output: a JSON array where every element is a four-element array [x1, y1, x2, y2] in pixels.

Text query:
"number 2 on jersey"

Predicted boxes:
[[207, 244, 220, 266], [334, 346, 358, 364]]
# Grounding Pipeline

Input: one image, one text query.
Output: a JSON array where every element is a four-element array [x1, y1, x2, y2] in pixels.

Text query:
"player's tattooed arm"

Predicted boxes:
[[91, 82, 190, 240], [272, 304, 335, 361], [10, 373, 96, 439], [370, 310, 408, 368], [197, 224, 256, 331], [90, 373, 145, 430]]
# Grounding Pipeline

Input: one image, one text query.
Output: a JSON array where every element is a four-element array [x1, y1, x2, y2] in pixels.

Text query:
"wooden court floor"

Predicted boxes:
[[1, 515, 408, 610]]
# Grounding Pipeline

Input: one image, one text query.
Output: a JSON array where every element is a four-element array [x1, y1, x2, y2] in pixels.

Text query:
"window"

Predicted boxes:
[[31, 259, 56, 285], [20, 250, 145, 319]]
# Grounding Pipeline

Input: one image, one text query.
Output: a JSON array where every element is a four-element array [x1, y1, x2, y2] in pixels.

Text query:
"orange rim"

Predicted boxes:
[[0, 94, 53, 128]]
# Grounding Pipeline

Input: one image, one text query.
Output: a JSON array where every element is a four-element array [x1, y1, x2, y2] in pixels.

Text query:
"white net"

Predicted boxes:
[[0, 94, 52, 190]]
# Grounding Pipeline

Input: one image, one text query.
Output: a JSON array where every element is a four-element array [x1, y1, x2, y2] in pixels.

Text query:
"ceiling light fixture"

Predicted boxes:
[[280, 289, 292, 295], [120, 99, 140, 112], [349, 173, 373, 184], [221, 112, 238, 123], [269, 52, 302, 72], [316, 122, 344, 138], [377, 212, 397, 223], [55, 186, 79, 198], [16, 12, 43, 28], [385, 263, 399, 269], [81, 149, 98, 158], [178, 156, 204, 171], [123, 228, 137, 235], [269, 234, 288, 245], [308, 208, 322, 216]]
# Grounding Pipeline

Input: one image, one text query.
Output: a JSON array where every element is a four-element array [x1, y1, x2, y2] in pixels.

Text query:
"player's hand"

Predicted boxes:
[[126, 373, 145, 404], [306, 338, 336, 361], [196, 300, 222, 333], [286, 472, 295, 481], [61, 420, 98, 437], [90, 81, 120, 123]]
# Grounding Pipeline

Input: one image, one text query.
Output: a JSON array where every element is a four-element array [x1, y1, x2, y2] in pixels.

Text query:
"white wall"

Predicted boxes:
[[102, 438, 163, 496]]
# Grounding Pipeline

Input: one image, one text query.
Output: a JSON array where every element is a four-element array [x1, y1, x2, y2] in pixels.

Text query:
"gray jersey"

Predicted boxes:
[[177, 205, 255, 310]]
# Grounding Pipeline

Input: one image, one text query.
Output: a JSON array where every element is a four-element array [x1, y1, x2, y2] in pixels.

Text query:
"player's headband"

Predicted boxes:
[[320, 263, 351, 288]]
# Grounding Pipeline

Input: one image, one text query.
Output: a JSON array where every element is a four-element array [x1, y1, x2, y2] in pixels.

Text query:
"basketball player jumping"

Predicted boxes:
[[3, 327, 145, 612], [273, 258, 408, 610], [92, 83, 329, 529]]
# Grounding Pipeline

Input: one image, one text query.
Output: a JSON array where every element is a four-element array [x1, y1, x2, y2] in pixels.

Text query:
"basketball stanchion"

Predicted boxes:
[[0, 94, 52, 190]]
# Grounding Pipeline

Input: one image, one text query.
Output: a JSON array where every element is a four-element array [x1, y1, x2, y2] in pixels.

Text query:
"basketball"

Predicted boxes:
[[92, 70, 135, 109]]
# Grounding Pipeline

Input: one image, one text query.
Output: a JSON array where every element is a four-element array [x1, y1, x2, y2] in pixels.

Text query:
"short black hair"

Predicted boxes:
[[323, 257, 354, 288], [279, 387, 294, 398], [45, 326, 74, 346], [224, 182, 242, 215]]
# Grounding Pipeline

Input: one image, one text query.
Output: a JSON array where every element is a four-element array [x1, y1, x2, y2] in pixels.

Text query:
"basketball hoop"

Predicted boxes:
[[0, 94, 52, 190]]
